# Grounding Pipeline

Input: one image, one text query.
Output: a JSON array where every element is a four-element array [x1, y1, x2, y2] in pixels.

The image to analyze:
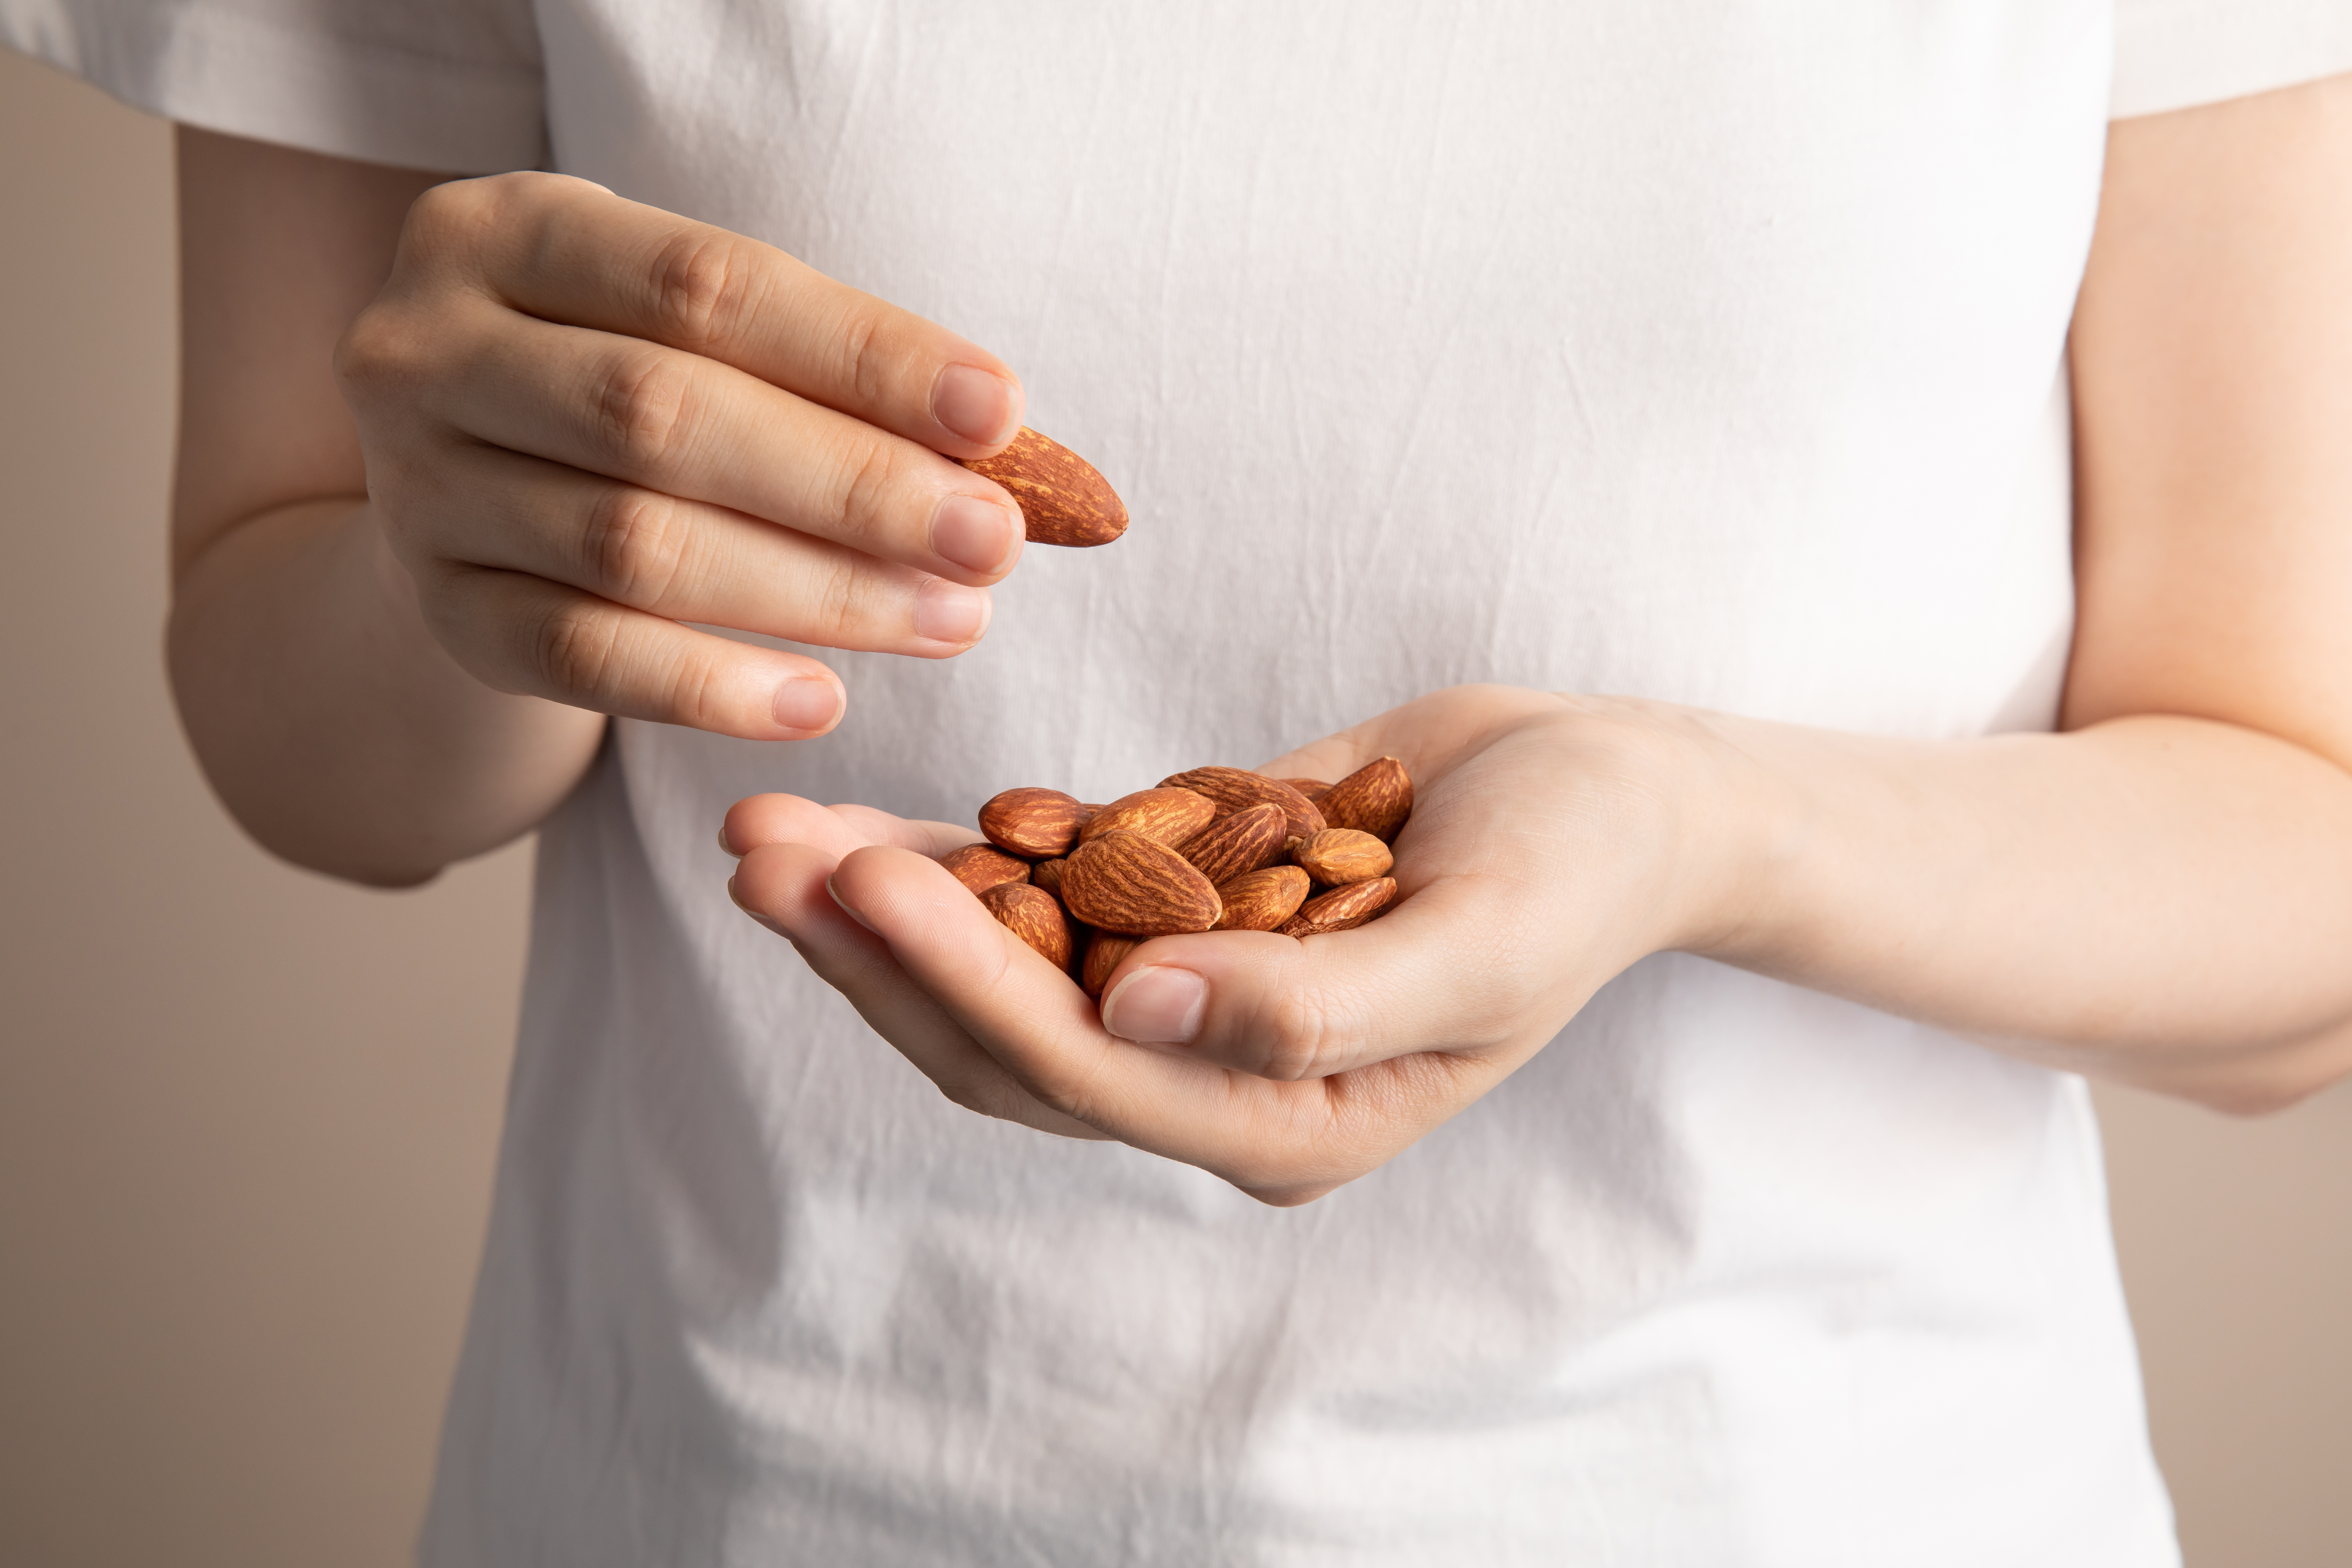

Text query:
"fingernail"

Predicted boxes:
[[726, 874, 786, 934], [929, 493, 1021, 575], [912, 578, 991, 645], [1101, 966, 1207, 1044], [717, 824, 741, 857], [825, 874, 879, 933], [931, 363, 1020, 446], [772, 677, 841, 734]]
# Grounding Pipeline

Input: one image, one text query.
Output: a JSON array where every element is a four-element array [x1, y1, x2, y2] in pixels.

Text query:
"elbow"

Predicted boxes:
[[2162, 1022, 2352, 1118], [233, 809, 451, 890]]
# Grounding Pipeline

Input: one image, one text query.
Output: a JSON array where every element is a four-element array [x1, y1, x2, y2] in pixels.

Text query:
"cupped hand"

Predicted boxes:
[[337, 172, 1031, 738], [723, 686, 1766, 1203]]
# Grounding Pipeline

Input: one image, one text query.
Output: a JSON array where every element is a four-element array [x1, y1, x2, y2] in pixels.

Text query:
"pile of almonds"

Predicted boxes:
[[934, 758, 1414, 999]]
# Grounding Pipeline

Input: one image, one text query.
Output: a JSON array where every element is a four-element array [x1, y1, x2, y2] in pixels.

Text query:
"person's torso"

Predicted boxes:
[[424, 5, 2176, 1563]]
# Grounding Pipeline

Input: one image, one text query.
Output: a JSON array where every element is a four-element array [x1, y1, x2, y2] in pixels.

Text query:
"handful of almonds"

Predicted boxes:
[[935, 758, 1415, 1000]]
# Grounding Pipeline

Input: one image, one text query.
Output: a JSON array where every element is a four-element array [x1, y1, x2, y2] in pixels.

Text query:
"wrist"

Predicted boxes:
[[1545, 695, 1803, 965]]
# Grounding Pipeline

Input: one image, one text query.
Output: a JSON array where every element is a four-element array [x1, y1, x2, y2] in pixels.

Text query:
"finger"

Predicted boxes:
[[729, 842, 1106, 1140], [400, 440, 993, 655], [1097, 876, 1566, 1082], [719, 793, 973, 859], [410, 300, 1024, 585], [423, 564, 845, 738], [432, 174, 1025, 455], [824, 847, 1478, 1202], [824, 805, 979, 858], [1253, 684, 1570, 797]]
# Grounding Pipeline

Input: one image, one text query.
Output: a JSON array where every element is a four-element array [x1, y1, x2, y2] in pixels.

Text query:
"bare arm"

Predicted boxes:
[[171, 130, 1031, 886], [727, 75, 2352, 1203], [1718, 72, 2352, 1111], [170, 132, 601, 885]]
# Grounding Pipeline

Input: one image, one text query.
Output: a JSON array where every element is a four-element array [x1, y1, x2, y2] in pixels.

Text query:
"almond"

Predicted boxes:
[[956, 427, 1128, 548], [1157, 765, 1326, 841], [1077, 787, 1217, 849], [1279, 777, 1333, 802], [980, 882, 1074, 969], [1316, 757, 1413, 843], [1278, 876, 1398, 937], [1290, 827, 1393, 886], [1080, 931, 1141, 999], [1177, 802, 1288, 886], [1060, 829, 1222, 935], [937, 841, 1031, 896], [1030, 857, 1068, 900], [979, 786, 1088, 859], [1213, 865, 1312, 931]]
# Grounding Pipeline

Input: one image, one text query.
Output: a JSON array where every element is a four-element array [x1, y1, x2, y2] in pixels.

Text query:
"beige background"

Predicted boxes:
[[2, 47, 2348, 1566]]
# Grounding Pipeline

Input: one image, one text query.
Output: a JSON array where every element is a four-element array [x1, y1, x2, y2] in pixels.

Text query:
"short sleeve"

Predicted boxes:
[[0, 0, 544, 172], [2113, 0, 2352, 119]]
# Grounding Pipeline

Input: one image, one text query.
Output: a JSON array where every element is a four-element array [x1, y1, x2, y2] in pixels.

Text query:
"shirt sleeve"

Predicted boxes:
[[0, 0, 544, 172], [2113, 0, 2352, 119]]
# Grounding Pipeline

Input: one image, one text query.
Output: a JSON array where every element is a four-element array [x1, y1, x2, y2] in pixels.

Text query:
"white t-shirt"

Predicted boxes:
[[14, 3, 2352, 1563]]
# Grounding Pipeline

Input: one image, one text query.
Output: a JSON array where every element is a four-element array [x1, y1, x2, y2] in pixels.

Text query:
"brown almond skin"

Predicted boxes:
[[1316, 757, 1413, 843], [1279, 777, 1333, 802], [979, 787, 1088, 859], [1077, 787, 1217, 849], [1158, 766, 1326, 841], [1291, 828, 1394, 886], [1060, 830, 1222, 935], [1213, 865, 1312, 931], [1080, 931, 1141, 999], [980, 882, 1074, 970], [1278, 877, 1398, 937], [1177, 803, 1288, 886], [1030, 858, 1068, 900], [938, 841, 1032, 896], [956, 427, 1129, 547]]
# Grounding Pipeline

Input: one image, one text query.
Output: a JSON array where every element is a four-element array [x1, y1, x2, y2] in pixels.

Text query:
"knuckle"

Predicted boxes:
[[833, 304, 890, 407], [659, 648, 734, 731], [808, 555, 867, 645], [332, 303, 429, 405], [831, 438, 904, 548], [581, 484, 691, 608], [645, 229, 764, 352], [398, 178, 477, 248], [396, 176, 509, 274], [528, 596, 622, 700], [1261, 987, 1345, 1081], [590, 349, 694, 474]]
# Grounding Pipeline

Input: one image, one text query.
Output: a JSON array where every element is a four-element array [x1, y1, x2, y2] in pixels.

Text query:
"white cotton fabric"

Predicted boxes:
[[2113, 0, 2352, 117], [12, 1, 2351, 1563]]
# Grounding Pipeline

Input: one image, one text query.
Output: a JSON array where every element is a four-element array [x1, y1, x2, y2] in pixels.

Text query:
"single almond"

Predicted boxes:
[[1316, 757, 1413, 843], [1030, 857, 1068, 900], [1291, 827, 1393, 886], [956, 427, 1128, 547], [1080, 931, 1141, 999], [1157, 765, 1326, 840], [1078, 787, 1217, 849], [1277, 877, 1398, 937], [1279, 777, 1334, 802], [1177, 802, 1288, 886], [1060, 829, 1222, 935], [1213, 865, 1312, 931], [938, 841, 1032, 897], [980, 786, 1088, 859], [980, 882, 1074, 970]]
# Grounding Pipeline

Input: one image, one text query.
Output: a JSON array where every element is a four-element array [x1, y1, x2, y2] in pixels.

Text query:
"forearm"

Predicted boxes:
[[168, 498, 604, 885], [1693, 707, 2352, 1111]]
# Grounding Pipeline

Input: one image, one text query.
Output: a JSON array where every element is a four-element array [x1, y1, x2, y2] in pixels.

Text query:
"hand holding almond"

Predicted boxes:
[[336, 173, 1121, 740], [722, 685, 1747, 1203]]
